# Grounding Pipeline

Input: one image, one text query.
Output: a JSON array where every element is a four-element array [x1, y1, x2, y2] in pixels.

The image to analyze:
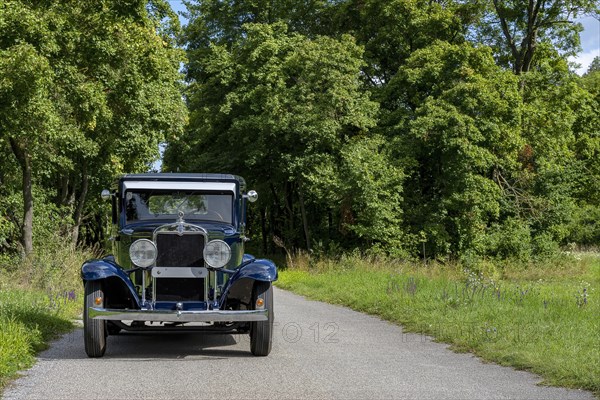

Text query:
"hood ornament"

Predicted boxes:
[[177, 211, 185, 235]]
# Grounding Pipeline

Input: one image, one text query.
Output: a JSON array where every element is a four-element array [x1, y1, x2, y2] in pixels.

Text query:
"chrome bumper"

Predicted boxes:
[[89, 307, 268, 322]]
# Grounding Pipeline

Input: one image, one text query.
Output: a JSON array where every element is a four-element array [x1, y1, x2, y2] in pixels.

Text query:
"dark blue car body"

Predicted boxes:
[[81, 174, 277, 357]]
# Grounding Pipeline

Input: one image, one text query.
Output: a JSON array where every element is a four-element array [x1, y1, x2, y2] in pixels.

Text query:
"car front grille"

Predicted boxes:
[[155, 233, 205, 268], [155, 278, 204, 301]]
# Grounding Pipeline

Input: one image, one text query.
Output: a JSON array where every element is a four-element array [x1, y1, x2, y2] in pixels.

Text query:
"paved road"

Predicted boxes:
[[3, 288, 594, 400]]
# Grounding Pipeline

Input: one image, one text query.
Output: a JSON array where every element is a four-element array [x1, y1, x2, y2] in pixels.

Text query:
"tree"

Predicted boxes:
[[51, 0, 187, 244], [0, 0, 186, 253], [584, 56, 600, 74], [330, 0, 476, 86], [0, 1, 66, 255], [0, 45, 60, 255], [478, 0, 598, 74], [388, 42, 523, 256], [182, 0, 336, 82], [166, 22, 388, 251], [336, 135, 405, 249], [516, 67, 600, 248]]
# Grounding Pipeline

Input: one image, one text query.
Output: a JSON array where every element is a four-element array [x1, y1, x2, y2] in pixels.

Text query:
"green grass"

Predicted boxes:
[[0, 237, 94, 391], [0, 288, 80, 388], [276, 254, 600, 394]]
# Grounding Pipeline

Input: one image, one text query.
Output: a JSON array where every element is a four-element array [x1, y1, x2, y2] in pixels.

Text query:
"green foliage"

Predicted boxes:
[[167, 21, 398, 250], [0, 238, 92, 390], [331, 0, 474, 84], [566, 205, 600, 247], [515, 69, 600, 251], [480, 218, 532, 262], [390, 42, 523, 256], [0, 0, 187, 254], [0, 288, 80, 390], [2, 0, 599, 263], [585, 56, 600, 74], [168, 0, 599, 260], [337, 135, 405, 247], [181, 0, 337, 89], [475, 0, 599, 73]]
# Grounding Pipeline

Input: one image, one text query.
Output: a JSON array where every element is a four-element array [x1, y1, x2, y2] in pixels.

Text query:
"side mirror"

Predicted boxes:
[[102, 190, 119, 224], [245, 190, 258, 203]]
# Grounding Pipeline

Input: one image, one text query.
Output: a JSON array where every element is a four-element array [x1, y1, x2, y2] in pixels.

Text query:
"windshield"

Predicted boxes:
[[124, 190, 234, 224]]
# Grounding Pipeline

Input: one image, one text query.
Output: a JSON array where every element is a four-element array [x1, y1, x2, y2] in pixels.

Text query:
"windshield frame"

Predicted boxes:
[[122, 189, 235, 225]]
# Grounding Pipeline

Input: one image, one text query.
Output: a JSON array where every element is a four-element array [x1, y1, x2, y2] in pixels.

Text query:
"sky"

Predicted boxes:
[[571, 16, 600, 75], [167, 1, 599, 75]]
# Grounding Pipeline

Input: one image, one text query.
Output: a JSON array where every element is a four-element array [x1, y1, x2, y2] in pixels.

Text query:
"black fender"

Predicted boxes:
[[81, 257, 141, 309], [219, 255, 277, 308]]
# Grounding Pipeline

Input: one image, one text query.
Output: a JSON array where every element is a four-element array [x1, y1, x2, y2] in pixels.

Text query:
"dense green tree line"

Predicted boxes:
[[0, 0, 186, 257], [1, 0, 598, 262], [165, 0, 599, 260]]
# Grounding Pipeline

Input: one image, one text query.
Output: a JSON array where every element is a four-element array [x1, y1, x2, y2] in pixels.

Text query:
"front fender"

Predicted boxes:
[[219, 257, 277, 308], [81, 258, 140, 309], [233, 257, 278, 282]]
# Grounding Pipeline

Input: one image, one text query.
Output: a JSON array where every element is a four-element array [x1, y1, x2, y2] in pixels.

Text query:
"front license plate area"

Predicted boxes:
[[152, 267, 208, 278]]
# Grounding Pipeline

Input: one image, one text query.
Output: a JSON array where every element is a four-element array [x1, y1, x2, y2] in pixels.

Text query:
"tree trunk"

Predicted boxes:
[[494, 0, 543, 75], [269, 182, 282, 253], [72, 163, 89, 245], [284, 181, 295, 247], [269, 202, 277, 254], [297, 184, 311, 252], [261, 207, 268, 254], [328, 208, 333, 244], [58, 174, 70, 206], [9, 138, 34, 255], [95, 213, 103, 245]]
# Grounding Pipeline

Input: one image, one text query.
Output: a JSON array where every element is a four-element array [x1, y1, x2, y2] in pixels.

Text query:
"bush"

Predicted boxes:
[[481, 218, 532, 262], [564, 204, 600, 247], [532, 232, 560, 258], [0, 232, 95, 294]]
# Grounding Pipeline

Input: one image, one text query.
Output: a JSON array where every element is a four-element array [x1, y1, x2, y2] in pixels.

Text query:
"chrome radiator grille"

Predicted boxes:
[[155, 233, 205, 268]]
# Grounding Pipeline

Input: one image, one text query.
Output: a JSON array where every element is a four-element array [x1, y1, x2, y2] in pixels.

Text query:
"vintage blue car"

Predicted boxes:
[[81, 173, 277, 357]]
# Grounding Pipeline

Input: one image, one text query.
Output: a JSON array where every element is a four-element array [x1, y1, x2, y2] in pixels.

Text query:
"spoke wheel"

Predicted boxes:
[[250, 281, 273, 356], [83, 280, 107, 357]]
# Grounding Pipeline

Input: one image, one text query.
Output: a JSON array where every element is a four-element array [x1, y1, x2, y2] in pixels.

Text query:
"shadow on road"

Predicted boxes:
[[39, 329, 255, 361]]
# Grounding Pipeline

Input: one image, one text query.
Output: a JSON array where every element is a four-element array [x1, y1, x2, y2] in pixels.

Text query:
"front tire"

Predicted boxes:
[[250, 281, 273, 356], [84, 280, 107, 357]]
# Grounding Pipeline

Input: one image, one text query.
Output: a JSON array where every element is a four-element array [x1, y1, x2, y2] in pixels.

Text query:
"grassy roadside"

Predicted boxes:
[[0, 288, 80, 388], [276, 254, 600, 394], [0, 241, 93, 391]]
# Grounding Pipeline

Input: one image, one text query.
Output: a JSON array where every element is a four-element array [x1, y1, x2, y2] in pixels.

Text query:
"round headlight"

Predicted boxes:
[[203, 240, 231, 268], [129, 239, 157, 268]]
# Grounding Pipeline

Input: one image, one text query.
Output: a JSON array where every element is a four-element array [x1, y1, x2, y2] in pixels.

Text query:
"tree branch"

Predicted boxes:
[[493, 0, 521, 71]]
